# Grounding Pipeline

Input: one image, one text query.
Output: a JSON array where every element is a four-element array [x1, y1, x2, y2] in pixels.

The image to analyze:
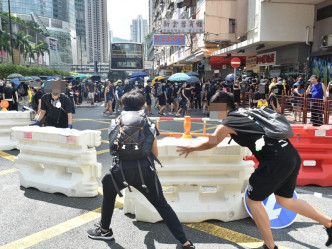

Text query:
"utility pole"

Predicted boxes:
[[8, 0, 14, 64]]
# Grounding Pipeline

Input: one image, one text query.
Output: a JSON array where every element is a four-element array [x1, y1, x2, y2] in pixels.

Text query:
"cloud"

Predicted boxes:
[[108, 0, 149, 40]]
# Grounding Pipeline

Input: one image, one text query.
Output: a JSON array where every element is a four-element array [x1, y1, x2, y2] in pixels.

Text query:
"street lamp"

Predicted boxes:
[[7, 0, 14, 64]]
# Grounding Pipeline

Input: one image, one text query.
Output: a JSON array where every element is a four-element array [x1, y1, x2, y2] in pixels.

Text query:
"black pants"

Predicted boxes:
[[194, 94, 201, 110], [310, 99, 323, 126], [101, 165, 188, 244]]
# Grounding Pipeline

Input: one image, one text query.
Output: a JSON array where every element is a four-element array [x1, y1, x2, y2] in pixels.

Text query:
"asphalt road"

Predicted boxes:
[[1, 103, 332, 249]]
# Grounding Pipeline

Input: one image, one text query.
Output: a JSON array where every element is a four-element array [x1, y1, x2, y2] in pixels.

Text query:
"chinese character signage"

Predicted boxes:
[[256, 51, 276, 66], [154, 35, 185, 46], [161, 19, 204, 33]]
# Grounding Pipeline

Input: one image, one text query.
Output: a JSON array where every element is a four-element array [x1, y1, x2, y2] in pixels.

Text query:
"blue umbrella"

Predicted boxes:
[[187, 76, 200, 84], [19, 77, 33, 82], [130, 71, 148, 78], [10, 78, 20, 88], [129, 77, 144, 83], [186, 72, 200, 77], [168, 73, 191, 82], [225, 74, 235, 82]]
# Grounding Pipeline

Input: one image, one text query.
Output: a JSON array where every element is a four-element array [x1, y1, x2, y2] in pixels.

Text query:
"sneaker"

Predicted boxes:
[[326, 223, 332, 247], [261, 244, 278, 249], [158, 112, 163, 116], [102, 112, 107, 116], [87, 225, 114, 241], [109, 115, 115, 118], [149, 113, 154, 116], [182, 240, 195, 248]]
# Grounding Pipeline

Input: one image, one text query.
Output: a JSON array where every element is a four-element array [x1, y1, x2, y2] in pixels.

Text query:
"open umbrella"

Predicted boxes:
[[211, 78, 222, 83], [90, 74, 101, 81], [10, 78, 20, 88], [73, 74, 87, 79], [168, 73, 191, 82], [186, 72, 200, 77], [40, 76, 55, 81], [7, 73, 23, 79], [225, 74, 235, 82], [152, 76, 164, 85], [19, 77, 33, 82], [187, 76, 200, 84], [30, 76, 41, 81], [129, 77, 144, 83], [131, 71, 148, 78]]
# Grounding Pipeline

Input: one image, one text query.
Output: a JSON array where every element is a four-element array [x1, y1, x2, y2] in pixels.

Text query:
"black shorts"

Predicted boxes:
[[158, 96, 166, 106], [146, 98, 151, 106], [247, 149, 301, 201]]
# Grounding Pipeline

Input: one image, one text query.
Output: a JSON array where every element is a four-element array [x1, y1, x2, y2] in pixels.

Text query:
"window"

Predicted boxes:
[[229, 19, 236, 33]]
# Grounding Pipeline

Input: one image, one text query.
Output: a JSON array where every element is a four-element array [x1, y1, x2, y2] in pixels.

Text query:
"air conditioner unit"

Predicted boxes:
[[321, 34, 332, 48]]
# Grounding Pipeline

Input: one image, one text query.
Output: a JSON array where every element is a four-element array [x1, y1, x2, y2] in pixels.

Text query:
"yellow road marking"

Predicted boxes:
[[97, 149, 109, 155], [185, 223, 289, 249], [0, 168, 19, 176], [96, 128, 109, 131], [0, 151, 15, 162], [191, 125, 218, 134], [101, 140, 109, 144]]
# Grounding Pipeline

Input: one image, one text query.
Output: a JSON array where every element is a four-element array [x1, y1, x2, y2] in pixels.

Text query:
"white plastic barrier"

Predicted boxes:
[[123, 137, 255, 223], [11, 126, 102, 197], [0, 111, 32, 150]]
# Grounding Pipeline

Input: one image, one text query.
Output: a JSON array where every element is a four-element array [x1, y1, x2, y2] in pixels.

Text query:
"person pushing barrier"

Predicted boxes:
[[87, 89, 195, 249], [177, 91, 332, 249]]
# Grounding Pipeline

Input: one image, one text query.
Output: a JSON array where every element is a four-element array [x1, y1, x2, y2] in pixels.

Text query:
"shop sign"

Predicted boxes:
[[183, 64, 193, 73], [246, 55, 257, 70], [161, 19, 204, 33], [154, 35, 185, 46], [256, 51, 276, 66], [144, 61, 153, 70]]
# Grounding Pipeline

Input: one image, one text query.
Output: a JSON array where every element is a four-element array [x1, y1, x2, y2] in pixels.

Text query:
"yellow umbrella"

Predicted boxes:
[[152, 76, 165, 85]]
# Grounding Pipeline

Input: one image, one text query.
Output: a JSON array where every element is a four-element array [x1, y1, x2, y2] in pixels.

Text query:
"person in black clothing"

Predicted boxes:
[[144, 79, 153, 115], [233, 79, 241, 107], [268, 85, 280, 113], [87, 90, 195, 249], [11, 82, 19, 111], [175, 81, 189, 117], [2, 81, 15, 110], [194, 82, 202, 111], [158, 82, 167, 116], [177, 91, 332, 249], [65, 83, 75, 114], [252, 85, 267, 108], [18, 81, 29, 107], [33, 92, 73, 128]]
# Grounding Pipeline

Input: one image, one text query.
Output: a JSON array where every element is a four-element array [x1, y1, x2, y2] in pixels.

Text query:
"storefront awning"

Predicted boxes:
[[209, 56, 246, 65], [184, 48, 220, 63]]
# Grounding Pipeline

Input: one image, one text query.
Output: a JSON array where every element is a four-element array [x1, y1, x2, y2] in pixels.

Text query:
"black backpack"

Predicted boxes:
[[231, 107, 294, 140], [109, 110, 156, 160], [109, 110, 161, 197]]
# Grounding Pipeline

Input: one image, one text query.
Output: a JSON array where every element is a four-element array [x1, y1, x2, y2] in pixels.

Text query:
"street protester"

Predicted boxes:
[[177, 91, 332, 249], [87, 90, 195, 249], [1, 80, 15, 111], [31, 80, 73, 128]]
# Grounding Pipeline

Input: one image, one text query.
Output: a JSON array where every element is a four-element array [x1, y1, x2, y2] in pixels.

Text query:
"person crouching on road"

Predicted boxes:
[[32, 81, 73, 129], [177, 91, 332, 249], [87, 90, 195, 249]]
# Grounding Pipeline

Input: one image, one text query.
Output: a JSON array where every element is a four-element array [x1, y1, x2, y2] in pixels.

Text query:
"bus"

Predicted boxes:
[[109, 42, 144, 81]]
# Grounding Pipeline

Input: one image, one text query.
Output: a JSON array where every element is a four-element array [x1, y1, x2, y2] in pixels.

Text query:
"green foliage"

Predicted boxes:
[[0, 63, 71, 78]]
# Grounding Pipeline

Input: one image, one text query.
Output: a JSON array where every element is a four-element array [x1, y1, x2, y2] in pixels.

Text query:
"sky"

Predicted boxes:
[[107, 0, 149, 40]]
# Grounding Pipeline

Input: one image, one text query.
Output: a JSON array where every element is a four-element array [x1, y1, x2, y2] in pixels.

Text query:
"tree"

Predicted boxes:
[[0, 31, 12, 63], [33, 40, 49, 66], [13, 30, 32, 65]]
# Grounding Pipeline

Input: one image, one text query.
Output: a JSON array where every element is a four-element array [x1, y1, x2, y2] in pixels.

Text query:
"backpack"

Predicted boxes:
[[31, 94, 38, 111], [109, 110, 156, 160], [108, 110, 162, 197], [156, 84, 163, 97], [232, 107, 293, 140], [207, 84, 216, 98], [18, 84, 26, 95]]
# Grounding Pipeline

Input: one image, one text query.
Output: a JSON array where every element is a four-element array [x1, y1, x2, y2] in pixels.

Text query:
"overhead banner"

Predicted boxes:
[[154, 35, 185, 46], [161, 19, 204, 33]]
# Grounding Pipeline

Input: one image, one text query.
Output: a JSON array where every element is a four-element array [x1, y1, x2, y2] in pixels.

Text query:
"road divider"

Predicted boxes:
[[124, 137, 254, 223], [11, 126, 102, 197]]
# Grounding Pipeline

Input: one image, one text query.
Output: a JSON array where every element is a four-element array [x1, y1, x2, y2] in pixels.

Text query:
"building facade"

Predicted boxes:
[[130, 15, 148, 43], [74, 0, 88, 66], [0, 0, 77, 69], [84, 0, 109, 64]]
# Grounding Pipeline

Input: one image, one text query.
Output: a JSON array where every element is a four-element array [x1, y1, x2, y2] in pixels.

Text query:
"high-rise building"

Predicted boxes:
[[130, 15, 148, 43], [75, 0, 88, 65], [84, 0, 109, 64], [0, 0, 77, 67]]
